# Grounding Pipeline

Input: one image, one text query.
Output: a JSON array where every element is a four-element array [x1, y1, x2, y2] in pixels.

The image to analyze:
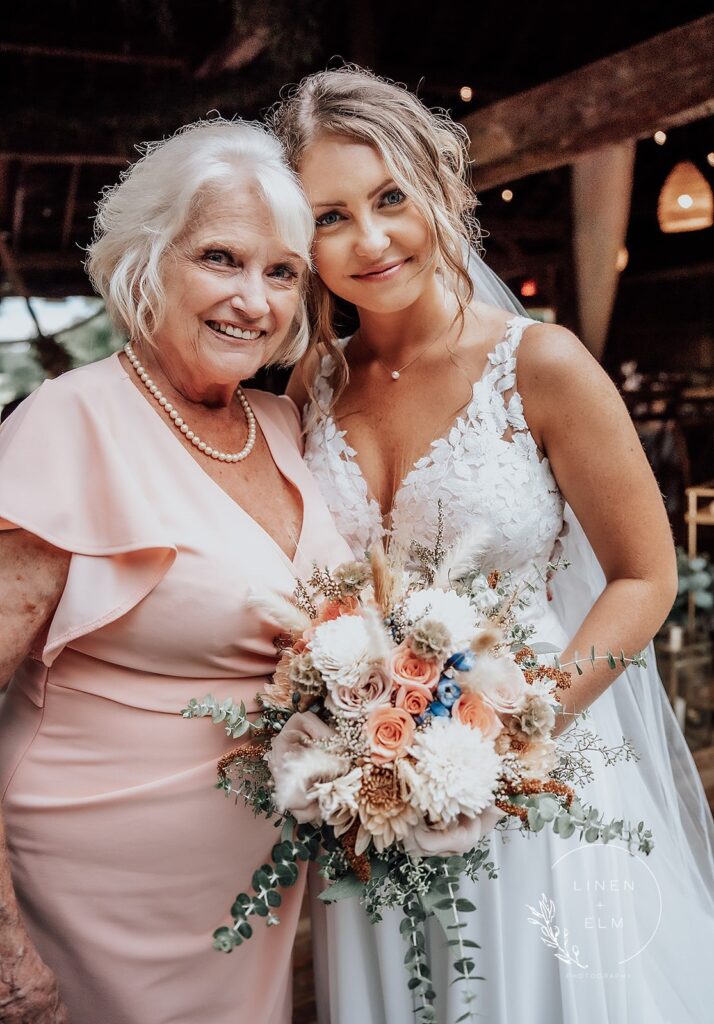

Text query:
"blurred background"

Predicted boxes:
[[1, 5, 712, 1012]]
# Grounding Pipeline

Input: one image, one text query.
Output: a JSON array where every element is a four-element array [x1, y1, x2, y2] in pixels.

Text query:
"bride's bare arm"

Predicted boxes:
[[516, 325, 678, 732], [0, 529, 70, 1022]]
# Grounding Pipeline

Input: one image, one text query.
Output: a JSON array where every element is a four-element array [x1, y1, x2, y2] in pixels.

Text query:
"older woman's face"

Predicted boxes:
[[153, 181, 304, 388]]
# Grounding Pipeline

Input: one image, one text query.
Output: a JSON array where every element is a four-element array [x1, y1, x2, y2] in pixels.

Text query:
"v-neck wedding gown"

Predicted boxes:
[[303, 317, 714, 1023]]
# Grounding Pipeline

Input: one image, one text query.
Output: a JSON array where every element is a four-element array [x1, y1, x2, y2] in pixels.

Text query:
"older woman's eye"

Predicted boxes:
[[202, 249, 232, 265], [270, 264, 299, 282], [315, 210, 344, 228], [380, 189, 405, 208]]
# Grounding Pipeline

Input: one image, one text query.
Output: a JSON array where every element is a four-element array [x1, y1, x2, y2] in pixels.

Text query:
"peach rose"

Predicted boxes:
[[366, 706, 416, 765], [395, 683, 432, 718], [452, 693, 503, 740], [316, 596, 361, 623], [390, 643, 440, 691]]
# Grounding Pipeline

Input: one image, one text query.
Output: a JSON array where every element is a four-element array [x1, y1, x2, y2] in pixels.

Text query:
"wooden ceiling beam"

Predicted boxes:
[[464, 14, 714, 190], [194, 26, 269, 79], [61, 164, 80, 250], [0, 42, 185, 69], [0, 152, 128, 166]]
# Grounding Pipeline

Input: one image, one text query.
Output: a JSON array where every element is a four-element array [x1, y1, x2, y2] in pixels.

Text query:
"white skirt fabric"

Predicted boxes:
[[310, 508, 714, 1024]]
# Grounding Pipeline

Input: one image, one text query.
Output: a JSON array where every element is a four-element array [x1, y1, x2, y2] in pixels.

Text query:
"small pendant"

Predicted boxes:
[[391, 370, 401, 380]]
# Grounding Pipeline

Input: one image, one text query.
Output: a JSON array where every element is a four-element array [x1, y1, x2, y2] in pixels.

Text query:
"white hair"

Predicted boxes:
[[86, 117, 314, 366]]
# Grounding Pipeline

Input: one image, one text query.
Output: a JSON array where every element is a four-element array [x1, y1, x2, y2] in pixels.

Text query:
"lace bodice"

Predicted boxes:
[[303, 317, 565, 616]]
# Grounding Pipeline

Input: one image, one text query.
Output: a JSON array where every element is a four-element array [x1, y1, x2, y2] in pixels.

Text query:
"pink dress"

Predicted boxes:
[[0, 353, 351, 1024]]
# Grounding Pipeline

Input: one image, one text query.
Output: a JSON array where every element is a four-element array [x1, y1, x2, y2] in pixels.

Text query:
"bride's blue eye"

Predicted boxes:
[[315, 210, 344, 228], [381, 189, 405, 207]]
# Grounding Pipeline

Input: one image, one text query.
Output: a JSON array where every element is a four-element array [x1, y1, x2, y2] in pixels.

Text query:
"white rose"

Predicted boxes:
[[325, 665, 393, 719], [463, 655, 527, 714]]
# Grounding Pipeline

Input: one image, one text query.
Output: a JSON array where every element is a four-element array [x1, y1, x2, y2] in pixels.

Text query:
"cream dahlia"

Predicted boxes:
[[401, 718, 501, 825], [309, 615, 377, 688]]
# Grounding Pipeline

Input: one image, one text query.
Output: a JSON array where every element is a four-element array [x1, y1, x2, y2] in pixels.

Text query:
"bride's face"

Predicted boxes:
[[299, 135, 434, 315]]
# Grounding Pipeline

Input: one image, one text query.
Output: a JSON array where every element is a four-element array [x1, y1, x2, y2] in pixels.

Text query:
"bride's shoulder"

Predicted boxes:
[[518, 320, 606, 391]]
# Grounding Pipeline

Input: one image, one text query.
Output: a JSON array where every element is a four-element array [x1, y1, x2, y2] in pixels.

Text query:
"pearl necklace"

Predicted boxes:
[[124, 343, 256, 463]]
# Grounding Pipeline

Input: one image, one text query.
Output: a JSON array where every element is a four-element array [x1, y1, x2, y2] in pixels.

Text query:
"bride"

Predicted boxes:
[[272, 67, 714, 1022]]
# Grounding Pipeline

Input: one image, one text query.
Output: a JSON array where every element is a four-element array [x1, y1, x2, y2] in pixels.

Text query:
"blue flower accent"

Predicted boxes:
[[429, 700, 451, 717], [436, 679, 462, 708], [446, 650, 476, 672]]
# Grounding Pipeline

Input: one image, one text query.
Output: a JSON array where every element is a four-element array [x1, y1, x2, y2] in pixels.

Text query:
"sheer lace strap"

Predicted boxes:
[[310, 336, 352, 414], [483, 316, 536, 438]]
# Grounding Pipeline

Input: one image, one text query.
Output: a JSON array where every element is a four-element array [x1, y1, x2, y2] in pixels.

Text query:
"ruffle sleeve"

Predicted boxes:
[[0, 368, 177, 665]]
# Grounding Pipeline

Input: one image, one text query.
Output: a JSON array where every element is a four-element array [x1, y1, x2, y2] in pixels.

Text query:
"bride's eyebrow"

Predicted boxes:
[[312, 178, 397, 209]]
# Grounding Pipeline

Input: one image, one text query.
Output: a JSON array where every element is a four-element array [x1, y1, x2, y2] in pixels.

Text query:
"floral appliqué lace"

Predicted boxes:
[[303, 317, 565, 610]]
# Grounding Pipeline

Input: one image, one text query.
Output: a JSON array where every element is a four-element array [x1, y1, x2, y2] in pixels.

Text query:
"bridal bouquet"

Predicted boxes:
[[185, 512, 652, 1022]]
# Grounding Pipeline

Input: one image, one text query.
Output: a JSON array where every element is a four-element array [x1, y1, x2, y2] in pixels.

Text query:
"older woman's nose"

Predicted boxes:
[[230, 276, 270, 318]]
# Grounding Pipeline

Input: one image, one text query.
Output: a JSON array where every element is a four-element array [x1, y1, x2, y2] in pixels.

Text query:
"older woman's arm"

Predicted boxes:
[[0, 530, 70, 1023], [518, 326, 678, 734]]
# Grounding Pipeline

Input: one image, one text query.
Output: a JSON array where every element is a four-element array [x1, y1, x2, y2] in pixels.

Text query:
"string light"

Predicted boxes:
[[707, 152, 714, 168], [677, 194, 694, 209], [459, 85, 473, 102], [654, 131, 667, 146], [501, 189, 513, 202], [520, 279, 537, 298]]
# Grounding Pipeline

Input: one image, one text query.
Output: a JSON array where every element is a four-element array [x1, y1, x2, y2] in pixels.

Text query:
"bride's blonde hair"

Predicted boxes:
[[270, 65, 481, 400]]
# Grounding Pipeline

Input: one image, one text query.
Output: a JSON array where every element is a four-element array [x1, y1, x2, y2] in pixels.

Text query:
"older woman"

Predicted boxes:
[[0, 120, 351, 1024]]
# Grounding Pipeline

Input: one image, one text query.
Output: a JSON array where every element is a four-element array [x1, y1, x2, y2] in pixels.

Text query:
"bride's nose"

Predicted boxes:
[[354, 216, 390, 260]]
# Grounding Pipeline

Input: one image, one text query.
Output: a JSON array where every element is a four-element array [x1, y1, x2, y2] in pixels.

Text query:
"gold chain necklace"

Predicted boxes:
[[358, 326, 448, 381]]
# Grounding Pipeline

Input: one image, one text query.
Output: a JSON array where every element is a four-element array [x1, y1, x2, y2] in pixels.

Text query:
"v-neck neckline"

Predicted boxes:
[[324, 315, 529, 524], [113, 353, 306, 569]]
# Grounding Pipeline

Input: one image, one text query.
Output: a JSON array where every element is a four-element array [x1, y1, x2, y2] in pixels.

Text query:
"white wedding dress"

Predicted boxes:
[[302, 316, 714, 1023]]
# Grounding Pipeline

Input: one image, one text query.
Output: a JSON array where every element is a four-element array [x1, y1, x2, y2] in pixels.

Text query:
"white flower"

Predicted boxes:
[[462, 655, 527, 713], [401, 718, 501, 825], [309, 615, 377, 687], [518, 738, 559, 779], [468, 574, 502, 613], [402, 588, 478, 653], [325, 664, 393, 719], [313, 767, 363, 836]]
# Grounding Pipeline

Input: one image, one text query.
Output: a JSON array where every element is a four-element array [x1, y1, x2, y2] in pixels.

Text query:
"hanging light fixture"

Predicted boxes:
[[657, 161, 713, 233]]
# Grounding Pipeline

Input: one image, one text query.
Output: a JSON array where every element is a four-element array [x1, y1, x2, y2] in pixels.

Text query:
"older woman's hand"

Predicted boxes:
[[0, 532, 70, 1021], [0, 939, 71, 1024]]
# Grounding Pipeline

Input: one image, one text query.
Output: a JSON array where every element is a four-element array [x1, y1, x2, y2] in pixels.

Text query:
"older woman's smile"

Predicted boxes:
[[205, 320, 265, 340]]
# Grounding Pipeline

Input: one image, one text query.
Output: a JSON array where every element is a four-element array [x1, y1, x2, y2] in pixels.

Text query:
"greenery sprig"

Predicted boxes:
[[181, 693, 265, 739], [213, 819, 320, 953]]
